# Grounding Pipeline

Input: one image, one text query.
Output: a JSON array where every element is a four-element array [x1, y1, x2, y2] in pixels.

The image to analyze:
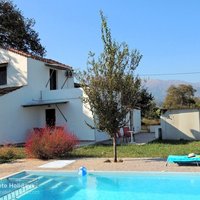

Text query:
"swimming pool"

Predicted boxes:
[[0, 171, 200, 200]]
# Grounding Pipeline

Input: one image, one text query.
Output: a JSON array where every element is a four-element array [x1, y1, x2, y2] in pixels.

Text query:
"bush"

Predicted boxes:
[[0, 145, 16, 163], [25, 127, 79, 159]]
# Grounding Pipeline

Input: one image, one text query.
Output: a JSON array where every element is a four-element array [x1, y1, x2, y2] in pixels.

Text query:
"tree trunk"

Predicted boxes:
[[113, 136, 117, 162]]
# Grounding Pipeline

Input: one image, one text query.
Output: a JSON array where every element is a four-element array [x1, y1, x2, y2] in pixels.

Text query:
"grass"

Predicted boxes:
[[0, 146, 26, 163], [70, 140, 200, 158], [12, 147, 26, 159], [1, 140, 200, 162]]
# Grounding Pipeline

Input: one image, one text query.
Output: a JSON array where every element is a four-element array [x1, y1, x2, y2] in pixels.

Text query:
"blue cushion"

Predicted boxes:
[[167, 155, 200, 163]]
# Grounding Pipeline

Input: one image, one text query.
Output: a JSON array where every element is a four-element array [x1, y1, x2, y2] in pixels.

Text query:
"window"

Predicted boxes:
[[49, 69, 57, 90], [0, 66, 7, 85]]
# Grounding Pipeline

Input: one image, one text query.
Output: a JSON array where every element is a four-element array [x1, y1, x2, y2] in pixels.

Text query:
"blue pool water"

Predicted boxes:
[[1, 171, 200, 200]]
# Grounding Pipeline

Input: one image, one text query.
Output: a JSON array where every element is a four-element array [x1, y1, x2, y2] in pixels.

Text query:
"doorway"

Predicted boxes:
[[46, 109, 56, 127]]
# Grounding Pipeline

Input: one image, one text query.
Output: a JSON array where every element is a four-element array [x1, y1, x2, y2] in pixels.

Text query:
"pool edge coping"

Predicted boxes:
[[2, 170, 200, 180]]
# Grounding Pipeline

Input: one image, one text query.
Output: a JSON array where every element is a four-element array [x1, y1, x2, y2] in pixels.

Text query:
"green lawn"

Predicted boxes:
[[1, 140, 200, 163], [71, 140, 200, 158]]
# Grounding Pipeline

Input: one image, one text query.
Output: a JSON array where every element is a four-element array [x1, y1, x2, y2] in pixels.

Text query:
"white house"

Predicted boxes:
[[0, 47, 141, 144], [161, 108, 200, 140]]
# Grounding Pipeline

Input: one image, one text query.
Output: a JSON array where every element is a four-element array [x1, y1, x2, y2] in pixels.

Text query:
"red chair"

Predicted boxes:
[[123, 126, 135, 143], [33, 128, 45, 133]]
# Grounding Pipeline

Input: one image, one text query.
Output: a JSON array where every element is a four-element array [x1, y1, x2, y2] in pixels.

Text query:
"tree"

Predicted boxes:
[[143, 101, 161, 119], [194, 97, 200, 107], [163, 84, 196, 109], [78, 11, 142, 162], [136, 88, 154, 118], [0, 0, 46, 57]]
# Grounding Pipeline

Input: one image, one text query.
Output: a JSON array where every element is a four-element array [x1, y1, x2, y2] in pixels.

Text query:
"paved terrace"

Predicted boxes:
[[94, 132, 156, 146], [134, 132, 156, 144], [1, 158, 200, 179]]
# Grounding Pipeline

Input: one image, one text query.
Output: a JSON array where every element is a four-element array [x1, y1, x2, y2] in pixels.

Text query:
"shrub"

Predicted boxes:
[[0, 145, 16, 163], [25, 127, 79, 159]]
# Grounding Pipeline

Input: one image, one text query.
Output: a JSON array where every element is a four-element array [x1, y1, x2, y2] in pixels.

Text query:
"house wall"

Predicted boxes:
[[0, 48, 141, 143], [0, 49, 34, 143], [133, 109, 141, 133], [0, 86, 41, 143], [0, 49, 75, 144], [27, 58, 74, 100], [161, 109, 200, 140], [0, 48, 28, 87], [42, 88, 110, 141], [126, 109, 141, 133], [149, 125, 161, 133]]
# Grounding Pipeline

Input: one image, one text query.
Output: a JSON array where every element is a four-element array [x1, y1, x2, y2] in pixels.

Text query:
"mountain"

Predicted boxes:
[[143, 79, 200, 105]]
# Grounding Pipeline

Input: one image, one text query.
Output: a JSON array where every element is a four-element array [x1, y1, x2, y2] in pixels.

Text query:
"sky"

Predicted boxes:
[[12, 0, 200, 83]]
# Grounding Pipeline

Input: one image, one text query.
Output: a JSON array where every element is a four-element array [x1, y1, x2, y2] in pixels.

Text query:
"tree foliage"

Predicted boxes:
[[163, 84, 196, 109], [144, 101, 161, 120], [78, 11, 142, 162], [0, 0, 46, 56], [136, 88, 154, 118], [194, 97, 200, 107]]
